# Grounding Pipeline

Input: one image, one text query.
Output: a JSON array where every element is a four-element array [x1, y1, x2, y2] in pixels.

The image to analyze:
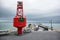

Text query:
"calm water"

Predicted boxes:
[[0, 22, 60, 30]]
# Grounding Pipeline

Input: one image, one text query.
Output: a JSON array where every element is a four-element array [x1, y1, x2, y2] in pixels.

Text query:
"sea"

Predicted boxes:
[[0, 22, 60, 30]]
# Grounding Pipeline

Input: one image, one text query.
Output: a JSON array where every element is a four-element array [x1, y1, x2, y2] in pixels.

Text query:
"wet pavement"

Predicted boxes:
[[0, 31, 60, 40]]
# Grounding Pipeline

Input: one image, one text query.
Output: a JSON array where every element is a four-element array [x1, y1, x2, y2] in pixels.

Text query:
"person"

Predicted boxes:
[[51, 27, 53, 31]]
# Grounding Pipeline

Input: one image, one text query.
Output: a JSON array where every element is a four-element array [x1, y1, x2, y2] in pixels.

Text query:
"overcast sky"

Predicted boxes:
[[0, 0, 60, 21]]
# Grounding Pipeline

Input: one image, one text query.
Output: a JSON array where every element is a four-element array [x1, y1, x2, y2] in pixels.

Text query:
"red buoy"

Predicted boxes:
[[13, 1, 26, 34]]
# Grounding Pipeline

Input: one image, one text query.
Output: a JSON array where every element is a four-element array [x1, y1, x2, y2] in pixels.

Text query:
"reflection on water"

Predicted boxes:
[[0, 22, 60, 30]]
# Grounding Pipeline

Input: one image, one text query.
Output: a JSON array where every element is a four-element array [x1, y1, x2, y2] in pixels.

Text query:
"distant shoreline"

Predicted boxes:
[[0, 22, 60, 24]]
